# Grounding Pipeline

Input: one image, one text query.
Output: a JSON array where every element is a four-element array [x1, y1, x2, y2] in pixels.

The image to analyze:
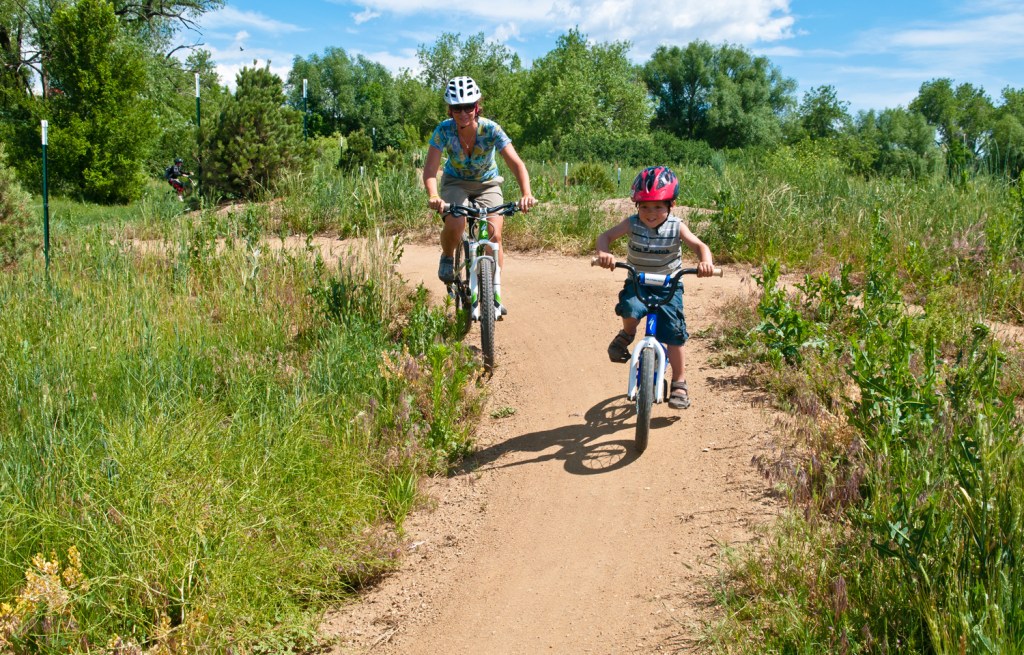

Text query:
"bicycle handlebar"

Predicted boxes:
[[441, 201, 522, 218], [591, 259, 723, 311], [590, 258, 723, 278]]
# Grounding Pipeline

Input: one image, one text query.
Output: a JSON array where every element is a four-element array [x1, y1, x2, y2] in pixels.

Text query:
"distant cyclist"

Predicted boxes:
[[423, 76, 537, 317], [165, 157, 192, 201]]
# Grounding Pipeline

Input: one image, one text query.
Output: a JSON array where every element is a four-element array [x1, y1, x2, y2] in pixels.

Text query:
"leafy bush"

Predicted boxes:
[[0, 144, 34, 267], [339, 130, 374, 171], [567, 162, 614, 193]]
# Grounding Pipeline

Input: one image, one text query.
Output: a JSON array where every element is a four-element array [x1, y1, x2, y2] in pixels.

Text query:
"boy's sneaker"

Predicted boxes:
[[438, 255, 455, 283]]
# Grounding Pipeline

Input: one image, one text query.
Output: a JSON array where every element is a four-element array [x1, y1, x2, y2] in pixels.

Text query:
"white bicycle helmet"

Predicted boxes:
[[444, 76, 482, 105]]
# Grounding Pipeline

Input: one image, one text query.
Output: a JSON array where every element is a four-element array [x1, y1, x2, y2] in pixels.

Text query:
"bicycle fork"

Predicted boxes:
[[627, 313, 669, 403]]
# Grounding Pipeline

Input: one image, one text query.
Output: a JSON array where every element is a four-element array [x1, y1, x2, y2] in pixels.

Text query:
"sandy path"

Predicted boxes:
[[321, 243, 779, 653]]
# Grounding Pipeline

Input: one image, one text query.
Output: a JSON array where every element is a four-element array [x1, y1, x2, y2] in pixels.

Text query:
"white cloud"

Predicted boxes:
[[859, 8, 1024, 58], [200, 7, 305, 35], [353, 8, 380, 25], [353, 49, 422, 76], [493, 23, 522, 44], [350, 0, 795, 48]]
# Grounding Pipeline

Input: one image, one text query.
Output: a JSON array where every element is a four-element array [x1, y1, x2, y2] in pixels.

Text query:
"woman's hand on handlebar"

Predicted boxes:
[[519, 194, 538, 212], [593, 251, 617, 270]]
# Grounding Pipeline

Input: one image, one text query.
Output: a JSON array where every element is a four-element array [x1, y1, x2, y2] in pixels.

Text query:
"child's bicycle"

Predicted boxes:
[[442, 201, 521, 373], [593, 259, 722, 453]]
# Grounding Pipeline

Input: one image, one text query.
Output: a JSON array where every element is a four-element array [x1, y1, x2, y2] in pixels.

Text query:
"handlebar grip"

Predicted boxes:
[[712, 267, 724, 277]]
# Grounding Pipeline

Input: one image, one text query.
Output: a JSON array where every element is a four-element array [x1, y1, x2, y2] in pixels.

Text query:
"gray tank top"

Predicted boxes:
[[626, 214, 682, 275]]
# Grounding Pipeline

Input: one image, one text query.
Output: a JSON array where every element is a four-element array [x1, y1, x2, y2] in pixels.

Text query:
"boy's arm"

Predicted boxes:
[[680, 223, 715, 277], [594, 219, 632, 270]]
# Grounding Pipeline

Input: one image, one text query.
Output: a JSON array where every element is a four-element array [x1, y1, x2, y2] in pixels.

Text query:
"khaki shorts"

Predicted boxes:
[[439, 174, 504, 216]]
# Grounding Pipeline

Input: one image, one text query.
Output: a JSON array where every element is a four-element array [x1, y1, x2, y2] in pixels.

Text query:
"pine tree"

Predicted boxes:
[[204, 64, 304, 200]]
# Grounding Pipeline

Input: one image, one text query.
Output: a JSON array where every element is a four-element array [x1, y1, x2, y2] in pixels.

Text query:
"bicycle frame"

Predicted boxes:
[[445, 202, 518, 320], [625, 272, 679, 404]]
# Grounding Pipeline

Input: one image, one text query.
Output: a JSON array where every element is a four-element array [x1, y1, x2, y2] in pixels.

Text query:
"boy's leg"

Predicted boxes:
[[667, 344, 685, 383], [666, 344, 690, 409]]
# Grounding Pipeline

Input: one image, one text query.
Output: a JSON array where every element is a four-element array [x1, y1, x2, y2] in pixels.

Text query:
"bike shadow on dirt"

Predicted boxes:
[[460, 396, 680, 476]]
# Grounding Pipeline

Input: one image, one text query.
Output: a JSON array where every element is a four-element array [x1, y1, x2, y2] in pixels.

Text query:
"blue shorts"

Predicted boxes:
[[615, 282, 689, 346]]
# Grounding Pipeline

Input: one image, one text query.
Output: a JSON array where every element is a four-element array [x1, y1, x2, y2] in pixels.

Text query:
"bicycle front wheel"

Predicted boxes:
[[635, 346, 655, 453], [478, 257, 496, 372]]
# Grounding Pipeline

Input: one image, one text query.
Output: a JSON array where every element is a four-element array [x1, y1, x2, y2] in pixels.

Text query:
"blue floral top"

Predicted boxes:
[[428, 117, 512, 182]]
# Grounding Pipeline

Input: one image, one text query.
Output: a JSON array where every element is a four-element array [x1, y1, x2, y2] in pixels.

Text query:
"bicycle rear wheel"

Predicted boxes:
[[635, 346, 655, 453], [452, 240, 472, 335], [478, 257, 496, 372]]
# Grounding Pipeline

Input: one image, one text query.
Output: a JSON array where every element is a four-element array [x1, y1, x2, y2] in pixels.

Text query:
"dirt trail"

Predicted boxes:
[[320, 243, 780, 653]]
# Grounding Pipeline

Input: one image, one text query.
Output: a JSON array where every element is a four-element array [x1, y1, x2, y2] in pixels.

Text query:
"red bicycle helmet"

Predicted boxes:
[[630, 166, 679, 203]]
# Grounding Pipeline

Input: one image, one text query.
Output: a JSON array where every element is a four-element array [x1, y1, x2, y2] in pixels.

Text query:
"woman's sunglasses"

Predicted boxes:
[[451, 104, 477, 114]]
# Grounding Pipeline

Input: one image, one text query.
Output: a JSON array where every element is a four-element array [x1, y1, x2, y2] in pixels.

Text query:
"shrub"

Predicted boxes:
[[0, 144, 34, 267], [339, 130, 374, 171], [567, 162, 614, 193]]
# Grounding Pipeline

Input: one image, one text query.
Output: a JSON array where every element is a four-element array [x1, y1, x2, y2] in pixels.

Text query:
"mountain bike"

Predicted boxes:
[[442, 201, 520, 373], [594, 260, 722, 453]]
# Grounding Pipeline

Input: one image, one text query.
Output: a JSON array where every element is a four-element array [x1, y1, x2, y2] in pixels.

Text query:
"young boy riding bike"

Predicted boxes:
[[593, 166, 715, 410]]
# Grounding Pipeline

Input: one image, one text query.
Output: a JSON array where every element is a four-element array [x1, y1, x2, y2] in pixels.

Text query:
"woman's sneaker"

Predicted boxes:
[[438, 255, 455, 283]]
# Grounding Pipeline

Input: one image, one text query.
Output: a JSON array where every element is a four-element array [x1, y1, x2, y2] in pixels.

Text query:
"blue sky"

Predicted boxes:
[[185, 0, 1024, 113]]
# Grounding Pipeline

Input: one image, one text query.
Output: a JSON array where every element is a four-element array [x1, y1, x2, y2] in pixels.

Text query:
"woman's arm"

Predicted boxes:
[[423, 146, 444, 213], [498, 144, 537, 211]]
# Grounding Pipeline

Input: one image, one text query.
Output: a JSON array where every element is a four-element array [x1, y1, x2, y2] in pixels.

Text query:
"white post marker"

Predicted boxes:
[[303, 78, 307, 99], [41, 119, 48, 145], [195, 73, 200, 98]]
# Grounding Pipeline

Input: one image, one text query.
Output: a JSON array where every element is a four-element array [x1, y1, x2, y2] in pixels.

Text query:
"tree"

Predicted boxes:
[[797, 85, 850, 140], [642, 41, 795, 149], [643, 42, 714, 140], [705, 44, 796, 149], [840, 108, 940, 179], [46, 0, 155, 203], [520, 29, 651, 149], [910, 78, 995, 174], [204, 64, 304, 199], [286, 48, 415, 148], [988, 87, 1024, 178]]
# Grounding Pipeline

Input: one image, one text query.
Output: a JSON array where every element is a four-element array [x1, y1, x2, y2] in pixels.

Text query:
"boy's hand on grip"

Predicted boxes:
[[593, 252, 616, 270]]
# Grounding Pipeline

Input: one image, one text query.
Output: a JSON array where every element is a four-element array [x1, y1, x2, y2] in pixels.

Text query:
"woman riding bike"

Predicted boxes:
[[422, 76, 537, 316]]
